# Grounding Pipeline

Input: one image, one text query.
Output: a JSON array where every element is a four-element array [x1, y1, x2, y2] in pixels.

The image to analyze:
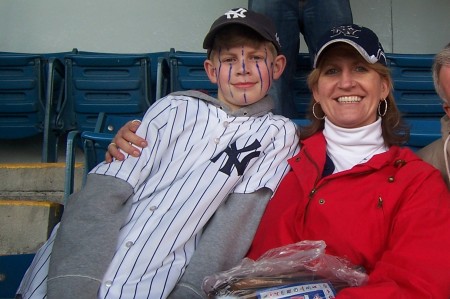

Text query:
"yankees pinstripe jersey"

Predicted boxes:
[[18, 90, 299, 299]]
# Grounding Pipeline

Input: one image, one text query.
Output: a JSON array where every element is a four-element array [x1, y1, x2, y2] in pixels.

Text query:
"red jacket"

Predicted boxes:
[[247, 132, 450, 298]]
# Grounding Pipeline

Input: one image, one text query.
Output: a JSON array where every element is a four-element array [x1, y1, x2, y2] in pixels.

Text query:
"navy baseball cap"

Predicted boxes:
[[203, 8, 282, 55], [313, 24, 387, 68]]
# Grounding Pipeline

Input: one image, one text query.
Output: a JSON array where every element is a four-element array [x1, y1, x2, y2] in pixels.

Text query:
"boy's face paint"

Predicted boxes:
[[211, 44, 275, 111]]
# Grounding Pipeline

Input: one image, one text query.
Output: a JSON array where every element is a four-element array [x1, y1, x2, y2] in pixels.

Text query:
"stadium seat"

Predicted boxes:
[[62, 50, 168, 200], [0, 254, 35, 299], [62, 51, 153, 133], [386, 53, 441, 117], [64, 112, 139, 201], [166, 48, 215, 96], [0, 53, 45, 139], [404, 117, 441, 151], [385, 53, 442, 150], [0, 53, 64, 162]]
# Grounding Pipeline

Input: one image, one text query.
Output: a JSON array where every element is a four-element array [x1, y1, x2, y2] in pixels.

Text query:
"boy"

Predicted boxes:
[[17, 7, 299, 299]]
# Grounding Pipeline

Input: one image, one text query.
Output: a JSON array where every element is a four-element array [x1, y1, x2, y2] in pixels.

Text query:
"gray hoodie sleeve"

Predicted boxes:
[[168, 187, 273, 299], [47, 174, 134, 299]]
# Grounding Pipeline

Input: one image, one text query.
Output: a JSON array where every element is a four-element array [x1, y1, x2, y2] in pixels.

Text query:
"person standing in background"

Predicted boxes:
[[248, 0, 353, 117]]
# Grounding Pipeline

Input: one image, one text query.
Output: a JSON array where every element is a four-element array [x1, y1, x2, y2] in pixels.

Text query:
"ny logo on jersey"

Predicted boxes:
[[211, 139, 261, 176], [224, 8, 247, 20]]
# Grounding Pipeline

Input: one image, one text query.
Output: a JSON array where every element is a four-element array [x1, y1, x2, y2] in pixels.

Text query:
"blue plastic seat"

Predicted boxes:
[[386, 53, 441, 117], [62, 51, 164, 200], [64, 112, 138, 201], [0, 53, 45, 139], [62, 52, 153, 133], [385, 53, 442, 150], [0, 254, 35, 299], [404, 117, 441, 151], [166, 48, 216, 96], [0, 53, 64, 162]]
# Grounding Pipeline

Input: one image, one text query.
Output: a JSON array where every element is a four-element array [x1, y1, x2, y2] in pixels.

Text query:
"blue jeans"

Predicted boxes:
[[248, 0, 353, 117]]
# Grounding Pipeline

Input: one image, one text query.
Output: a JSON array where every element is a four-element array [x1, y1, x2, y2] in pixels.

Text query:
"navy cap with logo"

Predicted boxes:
[[313, 24, 387, 68], [203, 8, 282, 55]]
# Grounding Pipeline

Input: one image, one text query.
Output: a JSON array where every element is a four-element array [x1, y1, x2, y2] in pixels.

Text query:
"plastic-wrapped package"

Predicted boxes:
[[203, 240, 368, 298]]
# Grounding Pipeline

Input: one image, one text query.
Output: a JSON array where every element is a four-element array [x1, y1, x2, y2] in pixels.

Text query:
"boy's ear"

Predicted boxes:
[[204, 59, 218, 84], [272, 54, 286, 80]]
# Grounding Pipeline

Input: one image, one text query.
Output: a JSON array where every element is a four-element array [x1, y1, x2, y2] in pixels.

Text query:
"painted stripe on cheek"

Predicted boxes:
[[263, 56, 272, 93], [256, 62, 263, 92], [227, 64, 233, 98]]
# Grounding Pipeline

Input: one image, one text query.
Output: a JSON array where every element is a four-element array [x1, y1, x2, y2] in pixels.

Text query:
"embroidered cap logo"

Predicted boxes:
[[224, 8, 248, 19], [330, 25, 361, 39]]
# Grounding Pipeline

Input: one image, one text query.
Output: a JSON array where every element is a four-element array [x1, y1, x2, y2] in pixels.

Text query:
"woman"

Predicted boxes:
[[108, 25, 450, 298], [246, 25, 450, 298]]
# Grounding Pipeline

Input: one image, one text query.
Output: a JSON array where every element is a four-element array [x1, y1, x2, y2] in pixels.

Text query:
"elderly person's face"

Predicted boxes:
[[312, 44, 390, 128]]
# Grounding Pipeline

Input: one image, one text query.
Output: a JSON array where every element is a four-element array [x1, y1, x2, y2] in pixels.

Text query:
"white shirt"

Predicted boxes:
[[323, 117, 388, 173]]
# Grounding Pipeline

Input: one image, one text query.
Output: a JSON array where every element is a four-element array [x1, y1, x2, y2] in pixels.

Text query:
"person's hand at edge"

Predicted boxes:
[[105, 119, 147, 162]]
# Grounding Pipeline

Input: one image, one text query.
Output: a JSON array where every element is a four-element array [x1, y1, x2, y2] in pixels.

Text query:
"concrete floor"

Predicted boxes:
[[0, 134, 84, 164]]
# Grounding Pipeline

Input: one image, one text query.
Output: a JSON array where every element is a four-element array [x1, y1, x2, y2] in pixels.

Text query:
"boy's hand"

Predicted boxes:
[[105, 120, 147, 162]]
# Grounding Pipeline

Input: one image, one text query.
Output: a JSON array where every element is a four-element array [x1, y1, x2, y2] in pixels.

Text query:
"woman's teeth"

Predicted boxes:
[[338, 96, 362, 103]]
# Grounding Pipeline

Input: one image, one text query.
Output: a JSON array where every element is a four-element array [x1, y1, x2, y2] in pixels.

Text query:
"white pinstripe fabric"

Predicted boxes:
[[17, 92, 299, 299]]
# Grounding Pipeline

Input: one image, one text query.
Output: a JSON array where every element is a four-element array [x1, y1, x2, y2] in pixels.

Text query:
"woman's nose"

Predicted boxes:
[[338, 70, 356, 88]]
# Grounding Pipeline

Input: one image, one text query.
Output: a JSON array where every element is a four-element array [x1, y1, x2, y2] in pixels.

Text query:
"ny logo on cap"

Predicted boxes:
[[331, 25, 361, 38], [224, 8, 247, 19]]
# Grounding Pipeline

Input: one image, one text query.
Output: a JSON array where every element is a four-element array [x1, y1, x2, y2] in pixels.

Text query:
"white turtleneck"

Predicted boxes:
[[323, 117, 388, 174]]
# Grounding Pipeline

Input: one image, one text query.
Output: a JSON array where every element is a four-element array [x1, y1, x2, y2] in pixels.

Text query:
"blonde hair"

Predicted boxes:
[[208, 24, 278, 60]]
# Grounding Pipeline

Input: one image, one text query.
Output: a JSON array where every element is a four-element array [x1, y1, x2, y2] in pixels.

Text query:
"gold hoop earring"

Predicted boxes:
[[378, 98, 388, 117], [312, 102, 325, 120]]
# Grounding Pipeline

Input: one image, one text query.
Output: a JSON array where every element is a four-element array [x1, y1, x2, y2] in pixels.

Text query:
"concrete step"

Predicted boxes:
[[0, 200, 63, 255], [0, 136, 86, 257], [0, 163, 84, 204], [0, 163, 83, 258]]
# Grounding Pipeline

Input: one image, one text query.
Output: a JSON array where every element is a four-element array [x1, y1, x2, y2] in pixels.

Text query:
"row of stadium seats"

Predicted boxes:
[[0, 48, 442, 200], [0, 49, 165, 162], [65, 49, 442, 199]]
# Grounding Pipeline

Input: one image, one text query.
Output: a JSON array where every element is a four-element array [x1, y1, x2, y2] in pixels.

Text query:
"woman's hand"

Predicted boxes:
[[105, 120, 147, 162]]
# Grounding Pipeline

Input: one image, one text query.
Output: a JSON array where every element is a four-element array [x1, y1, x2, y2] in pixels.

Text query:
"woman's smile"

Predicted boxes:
[[337, 95, 362, 103]]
